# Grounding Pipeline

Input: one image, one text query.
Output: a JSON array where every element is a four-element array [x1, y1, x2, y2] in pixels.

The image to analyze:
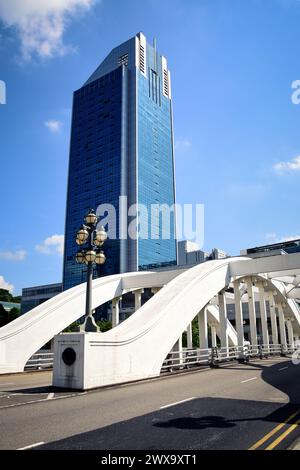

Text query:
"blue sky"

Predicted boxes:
[[0, 0, 300, 294]]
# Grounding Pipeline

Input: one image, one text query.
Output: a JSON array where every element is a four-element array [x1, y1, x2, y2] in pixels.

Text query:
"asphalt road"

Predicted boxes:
[[0, 356, 300, 450]]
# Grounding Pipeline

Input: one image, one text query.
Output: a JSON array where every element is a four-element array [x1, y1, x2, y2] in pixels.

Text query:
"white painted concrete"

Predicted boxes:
[[198, 307, 208, 349], [0, 253, 300, 380], [246, 277, 258, 347]]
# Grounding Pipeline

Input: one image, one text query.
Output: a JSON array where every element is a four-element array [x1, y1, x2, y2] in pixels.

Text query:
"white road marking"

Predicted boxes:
[[241, 377, 257, 384], [7, 393, 43, 397], [279, 366, 289, 371], [160, 397, 196, 409], [0, 393, 76, 410], [47, 393, 54, 399], [18, 442, 45, 450]]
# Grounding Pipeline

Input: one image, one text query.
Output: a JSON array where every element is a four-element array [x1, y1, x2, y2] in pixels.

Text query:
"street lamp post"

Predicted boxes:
[[75, 209, 107, 332]]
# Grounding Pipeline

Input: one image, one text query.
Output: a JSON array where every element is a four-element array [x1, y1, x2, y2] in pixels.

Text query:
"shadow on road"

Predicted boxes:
[[153, 358, 300, 434], [154, 415, 236, 430], [36, 358, 300, 450]]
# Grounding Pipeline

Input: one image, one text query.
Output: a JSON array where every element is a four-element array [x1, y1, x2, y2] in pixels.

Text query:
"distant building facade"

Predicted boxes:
[[241, 239, 300, 258], [63, 32, 177, 290], [21, 283, 62, 314], [177, 240, 228, 267]]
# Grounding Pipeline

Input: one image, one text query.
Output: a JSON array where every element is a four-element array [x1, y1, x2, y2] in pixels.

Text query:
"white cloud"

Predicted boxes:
[[36, 234, 64, 256], [0, 250, 27, 261], [274, 155, 300, 173], [175, 139, 192, 150], [45, 119, 62, 132], [0, 0, 97, 61], [0, 275, 14, 292]]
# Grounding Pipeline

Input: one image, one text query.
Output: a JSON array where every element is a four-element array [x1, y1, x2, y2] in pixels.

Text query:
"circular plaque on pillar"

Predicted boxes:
[[62, 347, 76, 366]]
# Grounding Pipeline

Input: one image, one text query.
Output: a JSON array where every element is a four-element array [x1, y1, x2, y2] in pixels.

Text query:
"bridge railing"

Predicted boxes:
[[161, 348, 212, 372], [23, 343, 298, 373], [161, 343, 296, 373], [249, 343, 298, 358], [24, 351, 54, 370]]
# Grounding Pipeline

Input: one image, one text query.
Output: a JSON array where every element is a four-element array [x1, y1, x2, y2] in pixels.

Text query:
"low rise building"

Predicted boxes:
[[21, 283, 62, 314], [241, 238, 300, 258]]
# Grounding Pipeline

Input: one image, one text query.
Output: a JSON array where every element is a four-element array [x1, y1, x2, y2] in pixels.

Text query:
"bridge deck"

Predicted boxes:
[[1, 356, 300, 450]]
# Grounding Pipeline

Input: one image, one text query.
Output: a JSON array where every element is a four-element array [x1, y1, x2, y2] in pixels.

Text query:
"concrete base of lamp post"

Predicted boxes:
[[52, 330, 160, 390], [80, 315, 99, 333], [53, 332, 102, 390]]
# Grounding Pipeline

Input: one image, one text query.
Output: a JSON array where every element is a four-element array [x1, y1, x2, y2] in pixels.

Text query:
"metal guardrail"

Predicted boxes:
[[161, 348, 212, 372], [24, 351, 54, 370], [161, 343, 298, 373], [24, 343, 298, 372]]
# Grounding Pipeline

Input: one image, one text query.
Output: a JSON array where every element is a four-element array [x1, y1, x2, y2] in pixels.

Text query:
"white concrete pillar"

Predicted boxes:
[[268, 291, 279, 346], [172, 335, 183, 366], [198, 307, 208, 349], [112, 296, 122, 327], [295, 335, 300, 350], [258, 283, 269, 352], [246, 277, 258, 348], [210, 323, 217, 348], [286, 318, 294, 350], [278, 304, 287, 351], [186, 323, 193, 349], [134, 289, 144, 312], [218, 291, 228, 350], [233, 280, 244, 351]]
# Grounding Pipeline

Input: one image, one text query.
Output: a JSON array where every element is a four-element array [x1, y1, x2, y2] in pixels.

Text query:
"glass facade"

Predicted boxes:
[[137, 47, 176, 269], [21, 283, 62, 314], [63, 33, 177, 290], [63, 68, 123, 289]]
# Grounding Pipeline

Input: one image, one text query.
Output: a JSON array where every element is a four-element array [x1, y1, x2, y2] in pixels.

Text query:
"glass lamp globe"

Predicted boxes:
[[85, 210, 97, 226], [95, 251, 106, 265], [94, 237, 103, 247], [76, 228, 89, 245], [85, 250, 96, 263], [95, 226, 107, 243], [75, 251, 85, 264]]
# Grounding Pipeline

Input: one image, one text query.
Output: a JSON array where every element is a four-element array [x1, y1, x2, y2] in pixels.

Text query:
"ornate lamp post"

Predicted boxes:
[[75, 209, 107, 332]]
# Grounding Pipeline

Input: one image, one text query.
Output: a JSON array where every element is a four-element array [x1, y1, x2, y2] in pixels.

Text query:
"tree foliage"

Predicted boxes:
[[0, 305, 20, 327], [63, 319, 112, 333], [0, 289, 13, 302], [96, 319, 112, 332], [0, 288, 21, 303]]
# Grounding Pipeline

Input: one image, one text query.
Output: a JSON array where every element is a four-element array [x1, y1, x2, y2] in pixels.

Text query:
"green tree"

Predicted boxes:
[[96, 319, 112, 332], [0, 304, 9, 327], [0, 306, 20, 327], [9, 307, 20, 322], [182, 318, 200, 348], [63, 321, 81, 332], [0, 289, 13, 302]]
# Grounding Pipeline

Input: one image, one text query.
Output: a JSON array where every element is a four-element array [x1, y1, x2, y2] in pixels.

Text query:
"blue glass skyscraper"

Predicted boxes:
[[63, 32, 177, 290]]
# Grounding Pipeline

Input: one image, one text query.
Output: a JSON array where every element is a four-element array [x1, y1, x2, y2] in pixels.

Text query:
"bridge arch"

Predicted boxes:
[[1, 255, 300, 378]]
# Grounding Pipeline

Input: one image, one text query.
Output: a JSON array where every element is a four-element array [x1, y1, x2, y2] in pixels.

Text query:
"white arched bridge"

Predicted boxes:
[[0, 253, 300, 389]]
